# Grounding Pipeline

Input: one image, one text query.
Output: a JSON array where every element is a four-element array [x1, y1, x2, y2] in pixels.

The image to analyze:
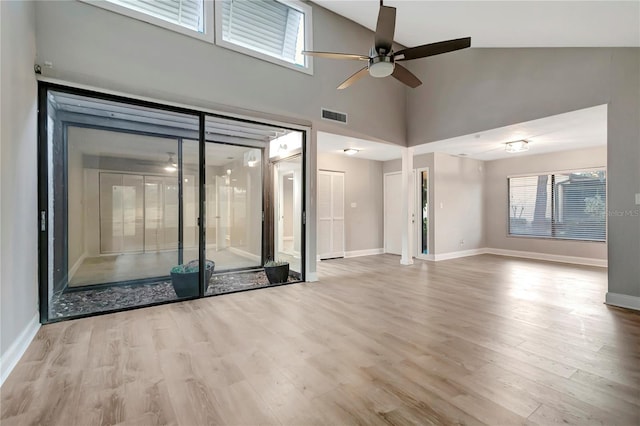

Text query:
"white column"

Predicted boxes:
[[401, 147, 414, 265]]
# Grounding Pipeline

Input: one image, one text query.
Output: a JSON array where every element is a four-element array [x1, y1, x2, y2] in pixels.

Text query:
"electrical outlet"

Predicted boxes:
[[351, 202, 357, 208], [459, 239, 465, 246]]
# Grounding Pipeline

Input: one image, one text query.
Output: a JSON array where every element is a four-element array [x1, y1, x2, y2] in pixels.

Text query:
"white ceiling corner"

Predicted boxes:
[[313, 1, 640, 48]]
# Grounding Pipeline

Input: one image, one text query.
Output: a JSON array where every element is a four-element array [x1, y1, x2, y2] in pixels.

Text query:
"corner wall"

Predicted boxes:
[[383, 152, 484, 256], [484, 146, 608, 261], [407, 47, 640, 307], [0, 0, 40, 383]]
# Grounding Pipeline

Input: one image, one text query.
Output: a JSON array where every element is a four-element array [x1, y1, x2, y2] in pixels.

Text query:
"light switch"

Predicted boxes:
[[351, 202, 357, 208], [636, 193, 640, 205]]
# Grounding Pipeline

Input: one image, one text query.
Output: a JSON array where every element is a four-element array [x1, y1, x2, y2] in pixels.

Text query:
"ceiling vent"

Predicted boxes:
[[321, 108, 348, 124]]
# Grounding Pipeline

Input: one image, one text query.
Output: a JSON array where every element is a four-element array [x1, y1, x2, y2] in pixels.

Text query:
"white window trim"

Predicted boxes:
[[79, 0, 215, 44], [214, 0, 314, 75]]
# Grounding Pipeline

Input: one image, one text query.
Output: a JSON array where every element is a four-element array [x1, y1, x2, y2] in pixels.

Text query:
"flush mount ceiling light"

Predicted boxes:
[[344, 148, 359, 155], [164, 152, 177, 172], [505, 140, 529, 153]]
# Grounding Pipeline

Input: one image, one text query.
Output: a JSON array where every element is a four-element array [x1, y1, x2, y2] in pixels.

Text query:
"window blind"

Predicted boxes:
[[508, 170, 606, 242], [106, 0, 205, 32], [221, 0, 305, 65]]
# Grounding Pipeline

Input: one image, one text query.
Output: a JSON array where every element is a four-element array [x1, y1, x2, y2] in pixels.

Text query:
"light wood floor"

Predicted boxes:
[[2, 254, 639, 425]]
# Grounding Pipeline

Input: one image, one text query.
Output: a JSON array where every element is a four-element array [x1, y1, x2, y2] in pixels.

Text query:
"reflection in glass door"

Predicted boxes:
[[273, 155, 303, 276]]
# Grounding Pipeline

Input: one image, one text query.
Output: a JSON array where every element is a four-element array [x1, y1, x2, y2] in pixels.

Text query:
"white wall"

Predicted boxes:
[[485, 146, 608, 260], [0, 0, 39, 381], [317, 153, 383, 253]]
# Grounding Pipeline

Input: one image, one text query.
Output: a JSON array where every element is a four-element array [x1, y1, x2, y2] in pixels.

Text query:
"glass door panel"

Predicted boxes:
[[203, 139, 263, 276], [273, 154, 303, 276], [42, 88, 200, 320]]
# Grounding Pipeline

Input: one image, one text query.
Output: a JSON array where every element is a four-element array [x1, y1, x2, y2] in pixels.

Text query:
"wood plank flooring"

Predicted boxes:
[[2, 254, 639, 425]]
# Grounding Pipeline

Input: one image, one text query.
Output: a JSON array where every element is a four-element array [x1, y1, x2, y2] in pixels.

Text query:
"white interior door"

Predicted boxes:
[[317, 170, 345, 259], [384, 171, 416, 256]]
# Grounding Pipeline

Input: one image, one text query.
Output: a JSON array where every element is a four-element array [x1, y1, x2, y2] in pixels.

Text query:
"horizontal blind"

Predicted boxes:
[[508, 170, 606, 242], [553, 171, 606, 241], [107, 0, 205, 32], [221, 0, 304, 65], [509, 175, 552, 237]]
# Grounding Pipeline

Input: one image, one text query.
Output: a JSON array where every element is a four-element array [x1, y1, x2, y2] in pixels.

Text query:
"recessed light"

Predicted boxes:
[[344, 148, 359, 155]]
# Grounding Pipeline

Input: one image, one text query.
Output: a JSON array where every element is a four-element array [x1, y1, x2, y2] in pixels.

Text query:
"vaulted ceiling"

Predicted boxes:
[[313, 1, 640, 48]]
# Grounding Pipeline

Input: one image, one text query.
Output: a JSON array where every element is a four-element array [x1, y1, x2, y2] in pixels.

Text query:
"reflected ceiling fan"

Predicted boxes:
[[303, 1, 471, 89]]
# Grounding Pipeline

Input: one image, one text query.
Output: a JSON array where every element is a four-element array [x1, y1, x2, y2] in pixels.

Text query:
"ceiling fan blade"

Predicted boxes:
[[391, 64, 422, 88], [374, 5, 396, 53], [302, 51, 369, 61], [394, 37, 471, 61], [337, 67, 369, 90]]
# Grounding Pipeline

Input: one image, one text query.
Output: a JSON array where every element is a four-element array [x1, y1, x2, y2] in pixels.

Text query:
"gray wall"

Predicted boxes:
[[432, 153, 485, 254], [34, 0, 407, 146], [406, 47, 640, 299], [318, 153, 383, 253], [485, 146, 608, 259], [0, 1, 39, 363]]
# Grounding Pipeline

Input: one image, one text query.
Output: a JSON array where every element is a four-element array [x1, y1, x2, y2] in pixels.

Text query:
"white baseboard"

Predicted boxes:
[[227, 247, 261, 263], [68, 251, 87, 281], [432, 248, 486, 261], [306, 272, 319, 282], [344, 248, 384, 258], [485, 248, 607, 267], [606, 292, 640, 311], [1, 312, 40, 386]]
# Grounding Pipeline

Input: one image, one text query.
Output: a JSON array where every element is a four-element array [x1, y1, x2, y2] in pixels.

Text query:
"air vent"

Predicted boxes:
[[321, 108, 348, 124]]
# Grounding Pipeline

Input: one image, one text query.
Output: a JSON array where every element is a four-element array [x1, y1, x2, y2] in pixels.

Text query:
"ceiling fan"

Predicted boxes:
[[303, 1, 471, 89]]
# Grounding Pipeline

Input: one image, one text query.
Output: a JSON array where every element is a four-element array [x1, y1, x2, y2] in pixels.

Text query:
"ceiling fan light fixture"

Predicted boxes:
[[165, 152, 177, 172], [344, 148, 359, 155], [505, 140, 529, 153], [369, 59, 395, 78]]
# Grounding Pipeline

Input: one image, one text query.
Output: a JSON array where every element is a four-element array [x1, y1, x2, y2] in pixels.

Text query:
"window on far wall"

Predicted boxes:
[[84, 0, 210, 41], [508, 169, 607, 242], [215, 0, 313, 74]]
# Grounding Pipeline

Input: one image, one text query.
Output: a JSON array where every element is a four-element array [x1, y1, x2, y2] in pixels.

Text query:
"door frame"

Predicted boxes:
[[415, 167, 430, 260], [37, 81, 308, 323]]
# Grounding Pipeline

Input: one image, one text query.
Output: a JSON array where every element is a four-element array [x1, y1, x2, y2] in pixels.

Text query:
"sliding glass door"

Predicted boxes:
[[38, 83, 306, 322]]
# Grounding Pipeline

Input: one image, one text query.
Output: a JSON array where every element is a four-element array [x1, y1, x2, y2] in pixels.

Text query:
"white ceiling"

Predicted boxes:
[[413, 104, 607, 160], [313, 1, 640, 48], [317, 131, 403, 161], [318, 104, 607, 162]]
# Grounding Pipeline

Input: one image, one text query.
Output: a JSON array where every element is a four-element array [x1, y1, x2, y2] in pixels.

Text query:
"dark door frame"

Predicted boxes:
[[37, 81, 307, 323]]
